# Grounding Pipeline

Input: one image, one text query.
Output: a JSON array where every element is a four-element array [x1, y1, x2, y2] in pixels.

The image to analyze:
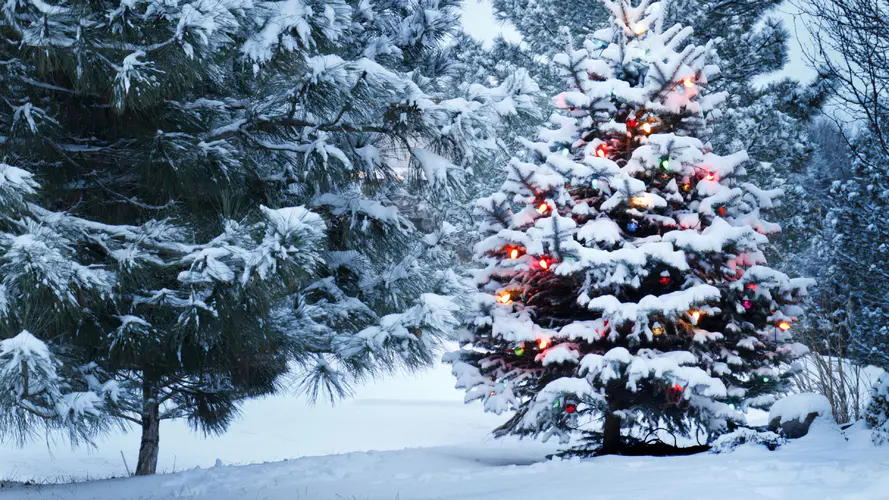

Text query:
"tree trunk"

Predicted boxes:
[[135, 384, 160, 476], [601, 410, 622, 455]]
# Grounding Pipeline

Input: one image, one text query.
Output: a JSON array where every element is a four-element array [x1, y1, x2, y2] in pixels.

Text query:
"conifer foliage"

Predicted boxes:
[[0, 0, 534, 475], [448, 0, 810, 455]]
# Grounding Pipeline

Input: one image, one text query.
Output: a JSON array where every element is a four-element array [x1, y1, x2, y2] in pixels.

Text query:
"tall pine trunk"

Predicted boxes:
[[601, 410, 622, 455], [135, 383, 160, 475]]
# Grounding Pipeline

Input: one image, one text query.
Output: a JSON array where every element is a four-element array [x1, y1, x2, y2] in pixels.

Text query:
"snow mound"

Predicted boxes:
[[769, 393, 831, 424]]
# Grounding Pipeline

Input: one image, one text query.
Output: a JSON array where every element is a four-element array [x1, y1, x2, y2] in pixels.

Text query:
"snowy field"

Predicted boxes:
[[0, 361, 509, 482], [2, 360, 889, 499], [3, 419, 888, 499]]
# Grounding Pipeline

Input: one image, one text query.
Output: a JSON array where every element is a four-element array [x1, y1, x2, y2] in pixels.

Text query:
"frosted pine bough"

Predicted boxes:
[[447, 0, 811, 455]]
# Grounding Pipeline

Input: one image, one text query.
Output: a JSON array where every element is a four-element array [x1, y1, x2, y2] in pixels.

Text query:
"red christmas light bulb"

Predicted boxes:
[[742, 300, 752, 310], [595, 144, 608, 158], [746, 283, 757, 291], [658, 276, 671, 286], [565, 403, 577, 414], [627, 118, 638, 128]]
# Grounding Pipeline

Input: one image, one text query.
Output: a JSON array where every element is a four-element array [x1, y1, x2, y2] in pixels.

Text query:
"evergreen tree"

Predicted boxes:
[[818, 133, 889, 370], [0, 0, 533, 475], [796, 0, 889, 377], [0, 166, 114, 445], [448, 0, 810, 455], [455, 0, 826, 274]]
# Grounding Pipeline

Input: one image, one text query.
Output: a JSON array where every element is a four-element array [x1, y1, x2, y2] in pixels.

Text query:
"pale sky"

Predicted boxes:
[[459, 0, 818, 85]]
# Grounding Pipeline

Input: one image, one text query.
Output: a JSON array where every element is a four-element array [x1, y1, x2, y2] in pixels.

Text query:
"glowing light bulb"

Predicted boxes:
[[514, 346, 525, 356], [538, 338, 549, 349], [596, 144, 608, 158], [642, 123, 652, 134], [746, 283, 757, 291], [498, 292, 512, 305], [683, 77, 695, 88], [539, 258, 549, 270], [627, 118, 638, 128], [633, 24, 647, 35], [706, 172, 716, 181], [778, 321, 792, 331], [509, 248, 520, 259], [690, 310, 701, 322], [652, 325, 664, 337], [537, 203, 549, 214]]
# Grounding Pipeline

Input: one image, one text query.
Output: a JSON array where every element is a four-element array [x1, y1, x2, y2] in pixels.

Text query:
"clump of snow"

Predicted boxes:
[[769, 393, 832, 424]]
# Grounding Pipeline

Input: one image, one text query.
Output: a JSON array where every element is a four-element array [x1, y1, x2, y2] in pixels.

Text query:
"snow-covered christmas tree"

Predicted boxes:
[[448, 0, 811, 455]]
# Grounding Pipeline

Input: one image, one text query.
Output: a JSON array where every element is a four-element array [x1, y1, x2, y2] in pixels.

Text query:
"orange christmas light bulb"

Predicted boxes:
[[537, 203, 549, 214], [509, 248, 520, 259], [642, 123, 652, 134], [683, 77, 695, 88], [538, 338, 549, 349], [498, 292, 512, 305], [778, 321, 792, 331]]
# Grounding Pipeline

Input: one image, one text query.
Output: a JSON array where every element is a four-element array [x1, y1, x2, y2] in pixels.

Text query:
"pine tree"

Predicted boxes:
[[0, 166, 114, 445], [0, 0, 533, 475], [448, 0, 810, 455]]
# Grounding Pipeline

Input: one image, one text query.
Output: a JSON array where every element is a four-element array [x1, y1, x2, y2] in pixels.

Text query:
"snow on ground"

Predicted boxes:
[[0, 361, 506, 482], [3, 421, 888, 499], [3, 358, 889, 499]]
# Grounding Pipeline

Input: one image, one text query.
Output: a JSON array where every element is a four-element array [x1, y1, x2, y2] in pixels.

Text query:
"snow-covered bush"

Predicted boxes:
[[865, 374, 889, 445], [710, 428, 785, 454]]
